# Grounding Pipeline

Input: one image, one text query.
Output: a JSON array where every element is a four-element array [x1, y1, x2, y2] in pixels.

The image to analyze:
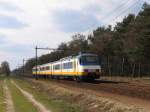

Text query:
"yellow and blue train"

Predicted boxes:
[[32, 53, 101, 81]]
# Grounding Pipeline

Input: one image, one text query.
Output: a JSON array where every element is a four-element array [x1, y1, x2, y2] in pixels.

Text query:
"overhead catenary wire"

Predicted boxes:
[[103, 0, 143, 26], [88, 0, 143, 34], [89, 0, 133, 32], [100, 0, 133, 22]]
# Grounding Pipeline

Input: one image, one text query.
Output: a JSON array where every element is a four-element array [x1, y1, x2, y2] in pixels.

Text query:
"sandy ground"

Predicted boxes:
[[3, 80, 14, 112], [11, 80, 51, 112], [28, 78, 148, 112], [37, 78, 150, 112], [55, 81, 150, 112]]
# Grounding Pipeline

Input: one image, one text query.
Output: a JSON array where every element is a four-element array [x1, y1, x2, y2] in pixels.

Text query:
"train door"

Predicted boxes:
[[73, 59, 76, 74], [74, 58, 79, 76], [50, 64, 52, 75], [60, 61, 62, 76]]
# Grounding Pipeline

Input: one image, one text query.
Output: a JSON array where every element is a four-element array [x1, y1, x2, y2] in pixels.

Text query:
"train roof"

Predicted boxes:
[[78, 53, 98, 56], [32, 52, 98, 68]]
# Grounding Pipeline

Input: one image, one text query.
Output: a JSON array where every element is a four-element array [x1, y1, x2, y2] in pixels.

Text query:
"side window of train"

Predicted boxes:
[[63, 62, 73, 69], [54, 64, 60, 70], [69, 62, 73, 69], [46, 66, 49, 70]]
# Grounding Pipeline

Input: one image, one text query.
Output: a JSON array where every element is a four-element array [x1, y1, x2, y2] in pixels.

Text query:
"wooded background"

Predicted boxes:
[[12, 3, 150, 77]]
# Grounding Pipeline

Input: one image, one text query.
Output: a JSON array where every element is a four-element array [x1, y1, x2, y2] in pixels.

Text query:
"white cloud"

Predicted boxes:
[[0, 0, 148, 69]]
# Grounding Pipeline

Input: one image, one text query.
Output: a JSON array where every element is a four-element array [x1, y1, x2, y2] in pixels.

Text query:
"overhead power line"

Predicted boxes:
[[100, 0, 133, 21], [89, 0, 142, 33], [103, 0, 142, 25]]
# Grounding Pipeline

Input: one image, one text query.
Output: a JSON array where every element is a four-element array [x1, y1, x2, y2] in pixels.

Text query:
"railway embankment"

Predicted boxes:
[[23, 78, 146, 112], [1, 76, 149, 112]]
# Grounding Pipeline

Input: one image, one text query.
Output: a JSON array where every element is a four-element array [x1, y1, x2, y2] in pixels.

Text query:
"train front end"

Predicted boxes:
[[78, 53, 101, 80]]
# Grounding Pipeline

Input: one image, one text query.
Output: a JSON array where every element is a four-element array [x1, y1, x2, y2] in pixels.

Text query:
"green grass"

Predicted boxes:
[[0, 79, 4, 112], [6, 79, 37, 112], [14, 78, 82, 112]]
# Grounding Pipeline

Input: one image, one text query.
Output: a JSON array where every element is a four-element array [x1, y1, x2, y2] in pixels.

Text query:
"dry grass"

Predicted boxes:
[[101, 76, 150, 84], [6, 78, 37, 112], [14, 78, 83, 112], [25, 78, 144, 112], [0, 77, 5, 112]]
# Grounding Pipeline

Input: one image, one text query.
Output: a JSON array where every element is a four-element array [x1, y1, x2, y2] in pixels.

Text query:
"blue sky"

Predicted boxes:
[[0, 15, 27, 29], [0, 0, 149, 70], [53, 9, 101, 32]]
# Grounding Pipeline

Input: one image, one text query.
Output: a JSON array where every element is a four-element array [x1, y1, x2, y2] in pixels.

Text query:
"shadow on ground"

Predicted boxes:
[[86, 79, 128, 84]]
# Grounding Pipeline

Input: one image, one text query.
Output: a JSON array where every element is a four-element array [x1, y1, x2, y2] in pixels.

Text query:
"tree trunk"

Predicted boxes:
[[107, 56, 111, 76], [121, 57, 125, 76], [138, 63, 141, 77], [131, 63, 136, 77]]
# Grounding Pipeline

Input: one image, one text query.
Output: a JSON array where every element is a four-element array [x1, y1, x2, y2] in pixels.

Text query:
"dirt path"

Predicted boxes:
[[11, 80, 51, 112], [3, 80, 15, 112]]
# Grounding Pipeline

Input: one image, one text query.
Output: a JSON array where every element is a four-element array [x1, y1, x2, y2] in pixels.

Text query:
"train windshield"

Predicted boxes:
[[79, 55, 100, 65]]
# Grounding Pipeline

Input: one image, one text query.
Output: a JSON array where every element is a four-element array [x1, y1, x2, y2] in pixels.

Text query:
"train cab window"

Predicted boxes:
[[79, 55, 100, 65]]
